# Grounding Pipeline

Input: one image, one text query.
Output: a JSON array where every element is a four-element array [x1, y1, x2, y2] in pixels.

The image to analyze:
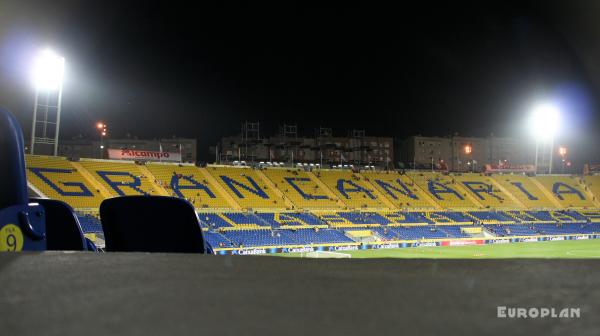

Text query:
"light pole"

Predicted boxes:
[[30, 49, 65, 156], [529, 103, 560, 174], [548, 138, 555, 174]]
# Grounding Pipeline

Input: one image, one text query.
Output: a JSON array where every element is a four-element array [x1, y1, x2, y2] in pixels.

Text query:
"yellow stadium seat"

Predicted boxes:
[[25, 153, 600, 222], [535, 175, 595, 208], [582, 176, 600, 205], [79, 160, 163, 197], [25, 155, 105, 209], [206, 166, 287, 209], [146, 163, 232, 209], [313, 211, 356, 228], [452, 173, 519, 209], [405, 172, 479, 209], [361, 171, 436, 209], [261, 168, 342, 209], [346, 230, 372, 238], [491, 174, 555, 208], [315, 170, 388, 209]]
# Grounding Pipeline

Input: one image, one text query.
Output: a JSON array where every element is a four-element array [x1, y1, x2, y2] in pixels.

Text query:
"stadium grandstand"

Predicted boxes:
[[205, 166, 289, 209], [25, 155, 106, 209], [405, 172, 480, 209], [78, 159, 163, 197], [261, 167, 343, 209], [491, 173, 558, 208], [535, 175, 597, 208], [582, 175, 600, 203], [6, 2, 600, 333], [315, 169, 390, 209], [452, 173, 519, 209], [360, 170, 437, 209], [146, 162, 234, 209], [23, 154, 600, 255]]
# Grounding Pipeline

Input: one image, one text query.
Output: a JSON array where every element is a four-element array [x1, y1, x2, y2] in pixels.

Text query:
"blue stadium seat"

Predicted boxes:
[[484, 224, 538, 236], [0, 107, 46, 251], [204, 231, 234, 248], [337, 212, 391, 225], [77, 214, 104, 234], [391, 226, 449, 240], [100, 196, 209, 253], [198, 213, 233, 228], [32, 198, 88, 251]]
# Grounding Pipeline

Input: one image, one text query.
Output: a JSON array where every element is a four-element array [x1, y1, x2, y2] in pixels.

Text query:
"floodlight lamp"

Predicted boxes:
[[530, 103, 560, 142], [32, 49, 65, 91]]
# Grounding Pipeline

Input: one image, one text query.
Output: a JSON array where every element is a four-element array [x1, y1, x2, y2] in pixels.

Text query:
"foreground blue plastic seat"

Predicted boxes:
[[0, 107, 46, 251], [100, 196, 209, 253], [31, 198, 92, 251]]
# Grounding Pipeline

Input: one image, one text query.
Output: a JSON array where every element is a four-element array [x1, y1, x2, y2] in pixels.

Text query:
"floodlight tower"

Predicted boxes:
[[529, 103, 560, 174], [30, 49, 65, 156]]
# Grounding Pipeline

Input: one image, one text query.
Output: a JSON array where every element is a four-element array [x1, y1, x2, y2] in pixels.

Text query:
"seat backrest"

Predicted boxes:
[[32, 198, 87, 251], [100, 196, 207, 253], [0, 107, 46, 251], [0, 107, 29, 210]]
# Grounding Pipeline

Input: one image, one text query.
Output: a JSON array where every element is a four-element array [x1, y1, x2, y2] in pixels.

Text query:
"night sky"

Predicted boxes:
[[0, 0, 599, 164]]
